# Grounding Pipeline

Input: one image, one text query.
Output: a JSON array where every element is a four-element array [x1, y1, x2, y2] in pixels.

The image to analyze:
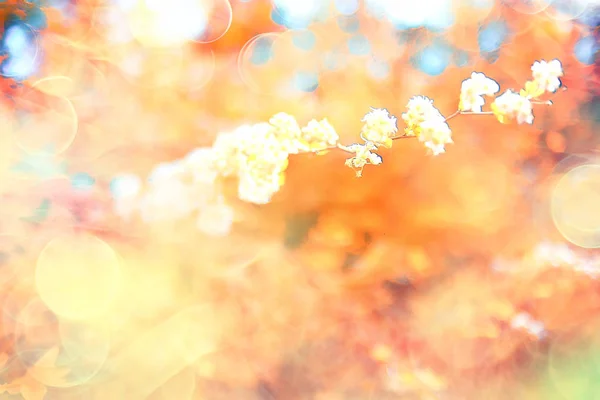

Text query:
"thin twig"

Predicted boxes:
[[310, 105, 545, 156], [336, 143, 355, 153], [391, 135, 416, 141], [445, 109, 461, 122], [459, 111, 494, 115], [317, 109, 476, 153]]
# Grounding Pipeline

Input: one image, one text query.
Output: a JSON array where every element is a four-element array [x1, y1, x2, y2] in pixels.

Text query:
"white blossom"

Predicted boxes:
[[459, 72, 500, 112], [139, 180, 196, 222], [360, 107, 398, 147], [196, 201, 235, 237], [492, 90, 534, 124], [531, 59, 563, 93]]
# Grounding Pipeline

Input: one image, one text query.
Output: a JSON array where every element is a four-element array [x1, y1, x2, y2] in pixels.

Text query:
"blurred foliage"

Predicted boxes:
[[0, 0, 599, 399]]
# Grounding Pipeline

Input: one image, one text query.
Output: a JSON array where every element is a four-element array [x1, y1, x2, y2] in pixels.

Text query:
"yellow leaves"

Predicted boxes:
[[382, 137, 393, 149], [27, 346, 72, 386], [1, 370, 45, 400], [2, 373, 47, 400], [520, 80, 545, 99], [491, 102, 509, 124], [0, 347, 71, 400], [278, 171, 286, 186], [404, 124, 422, 137]]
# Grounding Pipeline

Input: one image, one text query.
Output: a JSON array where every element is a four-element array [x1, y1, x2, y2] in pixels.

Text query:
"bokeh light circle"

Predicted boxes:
[[0, 22, 41, 80], [271, 0, 325, 29], [445, 0, 496, 51], [504, 0, 555, 14], [47, 0, 97, 44], [126, 0, 232, 47], [35, 233, 122, 320], [412, 40, 453, 76], [39, 35, 86, 83], [334, 0, 360, 16], [91, 6, 135, 46], [56, 319, 111, 386], [238, 30, 323, 96], [32, 76, 76, 98], [111, 43, 185, 89], [111, 42, 213, 92], [237, 32, 280, 93], [544, 0, 590, 21], [11, 86, 78, 156], [574, 35, 598, 65], [179, 49, 216, 93], [190, 0, 233, 44], [33, 59, 110, 121], [551, 164, 600, 248]]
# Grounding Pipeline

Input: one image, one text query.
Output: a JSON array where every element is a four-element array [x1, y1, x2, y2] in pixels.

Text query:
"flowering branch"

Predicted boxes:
[[325, 109, 493, 153], [109, 59, 564, 236], [315, 59, 563, 177]]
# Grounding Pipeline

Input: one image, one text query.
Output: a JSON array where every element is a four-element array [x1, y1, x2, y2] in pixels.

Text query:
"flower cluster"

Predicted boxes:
[[459, 72, 500, 112], [531, 59, 563, 93], [343, 142, 383, 177], [402, 96, 453, 156], [213, 122, 291, 204], [492, 90, 535, 124], [110, 112, 344, 235], [491, 59, 563, 125], [301, 118, 340, 151], [110, 147, 234, 237], [343, 108, 398, 176], [360, 107, 398, 148], [110, 59, 565, 229]]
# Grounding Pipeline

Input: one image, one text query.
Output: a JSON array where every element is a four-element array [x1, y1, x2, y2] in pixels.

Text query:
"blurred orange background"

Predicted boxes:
[[1, 0, 600, 399]]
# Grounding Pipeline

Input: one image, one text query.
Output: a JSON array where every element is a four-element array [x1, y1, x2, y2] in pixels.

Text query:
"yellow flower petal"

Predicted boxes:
[[521, 80, 545, 99], [491, 103, 508, 124]]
